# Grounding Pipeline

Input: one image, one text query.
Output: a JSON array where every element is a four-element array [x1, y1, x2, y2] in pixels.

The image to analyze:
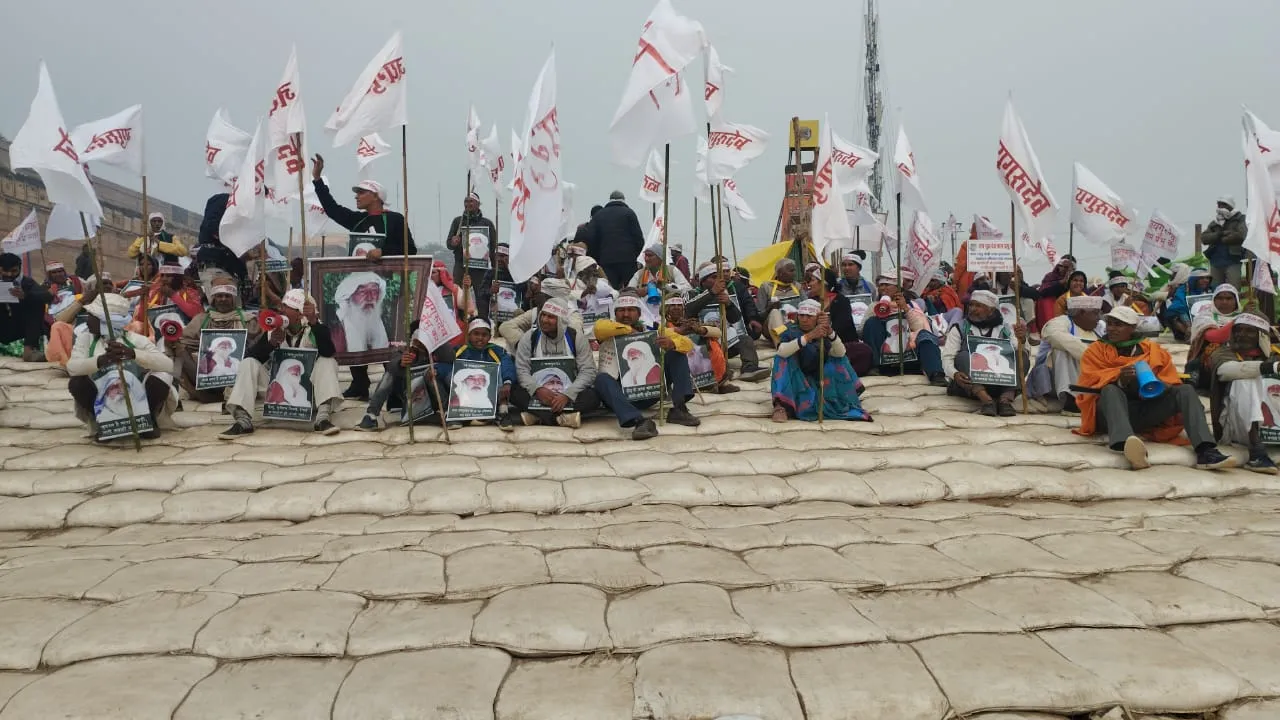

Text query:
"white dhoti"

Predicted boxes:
[[1220, 376, 1266, 446], [1049, 349, 1080, 397], [226, 356, 343, 422], [1027, 343, 1080, 400]]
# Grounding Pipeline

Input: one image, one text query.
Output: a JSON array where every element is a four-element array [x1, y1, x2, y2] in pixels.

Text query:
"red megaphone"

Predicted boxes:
[[258, 309, 289, 333], [873, 296, 895, 319], [159, 319, 184, 340]]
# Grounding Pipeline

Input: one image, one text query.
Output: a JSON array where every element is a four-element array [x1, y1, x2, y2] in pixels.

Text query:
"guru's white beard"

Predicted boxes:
[[338, 303, 389, 352]]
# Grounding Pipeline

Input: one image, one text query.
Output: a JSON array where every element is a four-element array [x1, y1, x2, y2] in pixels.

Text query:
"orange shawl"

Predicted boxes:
[[1074, 340, 1187, 443]]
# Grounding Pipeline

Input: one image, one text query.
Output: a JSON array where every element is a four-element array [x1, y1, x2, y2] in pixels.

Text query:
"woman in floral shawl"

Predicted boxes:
[[770, 298, 872, 423], [1185, 283, 1240, 389]]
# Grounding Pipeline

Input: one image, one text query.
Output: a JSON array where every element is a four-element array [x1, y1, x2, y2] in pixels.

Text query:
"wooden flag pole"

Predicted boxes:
[[401, 126, 417, 444], [658, 143, 671, 425], [1010, 201, 1028, 414], [726, 208, 740, 268], [288, 226, 294, 264], [1068, 222, 1074, 257], [82, 212, 142, 452], [258, 239, 268, 310], [295, 132, 308, 296], [896, 191, 904, 378], [462, 171, 472, 291], [692, 195, 699, 269], [138, 175, 152, 330]]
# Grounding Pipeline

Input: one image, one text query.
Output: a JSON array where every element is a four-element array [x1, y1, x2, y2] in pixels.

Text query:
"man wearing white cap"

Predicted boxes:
[[178, 282, 259, 404], [1029, 293, 1102, 412], [310, 154, 416, 260], [220, 288, 343, 438], [496, 287, 584, 349], [629, 241, 693, 294], [1202, 196, 1247, 287], [1212, 310, 1280, 473], [941, 289, 1028, 416], [669, 243, 691, 282], [128, 212, 187, 264], [512, 297, 599, 428], [65, 292, 174, 439], [593, 289, 700, 439], [447, 192, 498, 289], [1074, 305, 1236, 471], [1102, 273, 1133, 312], [685, 262, 768, 381]]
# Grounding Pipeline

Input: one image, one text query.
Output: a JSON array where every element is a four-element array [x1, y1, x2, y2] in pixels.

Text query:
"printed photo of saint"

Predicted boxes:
[[200, 335, 240, 378], [620, 341, 661, 388], [332, 272, 389, 353], [451, 368, 493, 409], [267, 358, 311, 408]]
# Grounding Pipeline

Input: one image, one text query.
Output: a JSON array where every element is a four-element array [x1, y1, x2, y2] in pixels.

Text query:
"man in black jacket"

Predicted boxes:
[[311, 154, 418, 399], [220, 288, 343, 438], [587, 191, 645, 289], [447, 192, 498, 289], [0, 252, 52, 361]]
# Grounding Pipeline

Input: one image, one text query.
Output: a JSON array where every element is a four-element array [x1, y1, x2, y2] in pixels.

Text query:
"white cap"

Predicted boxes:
[[663, 295, 685, 307], [970, 290, 999, 308], [616, 295, 644, 310], [1106, 275, 1129, 288], [282, 288, 308, 311], [467, 318, 492, 333], [211, 285, 238, 298], [352, 180, 387, 202], [85, 293, 130, 321], [797, 299, 822, 316], [541, 297, 572, 320], [1104, 306, 1140, 325], [1067, 295, 1103, 311]]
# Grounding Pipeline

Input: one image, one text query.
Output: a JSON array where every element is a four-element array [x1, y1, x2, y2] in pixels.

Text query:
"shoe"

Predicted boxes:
[[355, 415, 380, 432], [218, 421, 254, 440], [715, 383, 741, 394], [1060, 395, 1081, 416], [738, 365, 770, 382], [446, 422, 464, 430], [220, 402, 228, 415], [314, 419, 339, 436], [1123, 435, 1150, 470], [22, 347, 43, 363], [520, 412, 539, 427], [632, 418, 659, 440], [928, 372, 949, 387], [1195, 446, 1238, 471], [978, 402, 997, 417], [140, 428, 161, 440], [556, 411, 581, 429], [666, 406, 702, 427], [771, 407, 789, 423], [996, 401, 1016, 417], [1245, 453, 1279, 475], [342, 385, 370, 401], [498, 413, 515, 432]]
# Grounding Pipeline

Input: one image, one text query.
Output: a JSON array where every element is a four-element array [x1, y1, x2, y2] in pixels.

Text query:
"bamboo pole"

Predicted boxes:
[[1068, 222, 1074, 257], [258, 239, 268, 310], [82, 212, 142, 452], [658, 143, 671, 425], [789, 117, 805, 266], [401, 127, 417, 444], [295, 132, 308, 295], [139, 175, 151, 331], [726, 208, 739, 268], [1011, 202, 1028, 414], [896, 191, 904, 377], [692, 195, 699, 269]]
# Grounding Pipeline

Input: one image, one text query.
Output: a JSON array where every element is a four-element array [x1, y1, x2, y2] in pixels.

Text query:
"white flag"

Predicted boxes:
[[721, 178, 755, 221], [416, 278, 463, 352], [466, 105, 483, 170], [703, 44, 731, 119], [997, 100, 1059, 244], [1110, 240, 1139, 272], [706, 120, 768, 182], [507, 128, 524, 193], [1244, 109, 1280, 187], [609, 0, 707, 167], [640, 148, 666, 204], [967, 215, 1012, 273], [559, 180, 577, 241], [71, 104, 143, 175], [1134, 210, 1184, 279], [205, 108, 252, 184], [267, 46, 306, 149], [1070, 163, 1136, 244], [46, 203, 99, 242], [355, 133, 392, 175], [1243, 109, 1280, 271], [973, 214, 1002, 239], [848, 179, 879, 226], [325, 32, 407, 147], [643, 202, 672, 265], [1023, 231, 1060, 266], [219, 120, 267, 257], [507, 49, 563, 283], [1254, 255, 1276, 295], [906, 210, 941, 283], [893, 125, 926, 211], [1, 209, 41, 255], [811, 114, 853, 261], [830, 130, 878, 195], [9, 63, 102, 217], [269, 131, 308, 201], [479, 125, 506, 194]]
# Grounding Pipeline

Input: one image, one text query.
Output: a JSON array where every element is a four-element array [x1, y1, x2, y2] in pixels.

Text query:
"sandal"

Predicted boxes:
[[771, 407, 789, 423]]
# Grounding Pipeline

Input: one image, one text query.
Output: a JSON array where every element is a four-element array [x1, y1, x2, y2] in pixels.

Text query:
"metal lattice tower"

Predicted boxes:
[[862, 0, 884, 212]]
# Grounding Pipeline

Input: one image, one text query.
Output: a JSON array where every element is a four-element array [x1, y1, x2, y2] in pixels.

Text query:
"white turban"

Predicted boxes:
[[1067, 295, 1103, 311], [970, 290, 999, 308]]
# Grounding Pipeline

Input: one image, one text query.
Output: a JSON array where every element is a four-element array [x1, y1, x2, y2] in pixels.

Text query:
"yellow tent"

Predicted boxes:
[[738, 240, 794, 285]]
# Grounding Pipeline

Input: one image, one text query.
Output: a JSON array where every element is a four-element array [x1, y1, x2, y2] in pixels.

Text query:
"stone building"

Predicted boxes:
[[0, 134, 203, 279]]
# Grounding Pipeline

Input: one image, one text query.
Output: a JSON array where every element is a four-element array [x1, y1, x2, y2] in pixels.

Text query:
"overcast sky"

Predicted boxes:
[[5, 0, 1280, 275]]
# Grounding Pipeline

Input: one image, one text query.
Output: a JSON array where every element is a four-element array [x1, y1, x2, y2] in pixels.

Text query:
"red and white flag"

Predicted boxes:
[[706, 120, 768, 182], [219, 120, 267, 257], [325, 32, 407, 147], [466, 105, 483, 170], [848, 179, 879, 227], [1070, 163, 1135, 244], [1244, 108, 1280, 187], [997, 100, 1058, 244], [973, 214, 1002, 239], [640, 148, 665, 204], [71, 104, 144, 175], [1024, 230, 1060, 266], [355, 133, 392, 175], [1110, 240, 1139, 272], [609, 0, 707, 167], [906, 210, 941, 282], [507, 49, 562, 282], [269, 131, 308, 202], [1134, 210, 1183, 279], [267, 46, 306, 148], [721, 178, 755, 221], [703, 43, 731, 119], [893, 125, 926, 211], [831, 130, 878, 196], [479, 125, 506, 195], [9, 63, 102, 217], [416, 278, 463, 352], [507, 128, 524, 193], [1243, 109, 1280, 277], [1, 209, 42, 256], [205, 108, 251, 184], [811, 115, 853, 261]]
